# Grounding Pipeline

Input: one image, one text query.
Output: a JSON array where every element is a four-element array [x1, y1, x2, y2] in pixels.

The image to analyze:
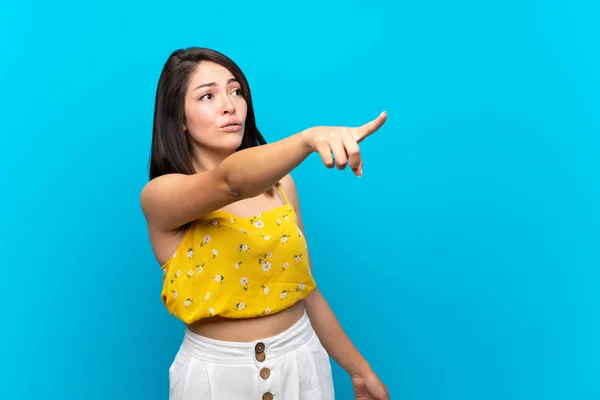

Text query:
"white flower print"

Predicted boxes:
[[187, 270, 194, 278], [210, 220, 222, 228], [276, 218, 282, 226], [162, 268, 167, 277], [170, 290, 178, 299], [258, 253, 272, 266], [296, 283, 305, 292], [234, 262, 242, 269], [282, 262, 289, 271], [184, 298, 193, 307], [200, 235, 211, 247], [196, 263, 204, 273], [204, 292, 211, 301], [261, 285, 270, 295], [238, 244, 249, 252], [234, 302, 246, 311], [214, 275, 225, 284], [280, 289, 289, 300], [172, 251, 177, 258], [240, 277, 249, 291], [175, 270, 181, 278], [294, 254, 303, 263], [261, 235, 271, 240], [248, 214, 263, 228], [258, 307, 272, 316], [187, 248, 193, 258], [261, 261, 272, 272], [230, 218, 236, 224], [212, 249, 218, 258], [283, 214, 290, 221], [209, 308, 215, 316], [281, 234, 289, 244]]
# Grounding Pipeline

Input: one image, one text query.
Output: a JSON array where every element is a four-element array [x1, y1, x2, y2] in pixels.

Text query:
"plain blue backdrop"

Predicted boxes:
[[1, 0, 598, 399]]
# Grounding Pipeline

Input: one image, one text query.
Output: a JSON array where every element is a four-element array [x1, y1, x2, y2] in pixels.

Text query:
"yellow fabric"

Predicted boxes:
[[160, 187, 317, 324]]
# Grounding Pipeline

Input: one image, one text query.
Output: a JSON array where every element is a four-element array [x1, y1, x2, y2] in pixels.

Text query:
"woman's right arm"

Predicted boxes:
[[140, 111, 387, 232]]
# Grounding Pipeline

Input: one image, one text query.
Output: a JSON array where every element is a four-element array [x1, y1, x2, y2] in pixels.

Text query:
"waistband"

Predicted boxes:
[[180, 311, 315, 365]]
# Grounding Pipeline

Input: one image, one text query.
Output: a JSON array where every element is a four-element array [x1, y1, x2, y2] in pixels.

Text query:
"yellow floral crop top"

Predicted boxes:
[[160, 186, 317, 324]]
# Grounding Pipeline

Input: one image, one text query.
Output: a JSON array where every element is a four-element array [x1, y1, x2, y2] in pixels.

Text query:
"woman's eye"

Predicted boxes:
[[200, 93, 212, 100], [232, 88, 242, 96]]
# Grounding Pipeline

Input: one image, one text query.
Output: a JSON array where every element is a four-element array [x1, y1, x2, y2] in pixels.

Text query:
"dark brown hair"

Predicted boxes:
[[148, 47, 275, 195]]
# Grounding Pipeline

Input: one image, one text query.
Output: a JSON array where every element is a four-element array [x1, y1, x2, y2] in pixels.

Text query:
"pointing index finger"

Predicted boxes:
[[353, 111, 387, 142]]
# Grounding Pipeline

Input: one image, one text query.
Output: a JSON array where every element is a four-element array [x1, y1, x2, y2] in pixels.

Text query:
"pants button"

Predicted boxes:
[[262, 392, 273, 400], [255, 342, 265, 353], [255, 351, 266, 362], [260, 367, 271, 379]]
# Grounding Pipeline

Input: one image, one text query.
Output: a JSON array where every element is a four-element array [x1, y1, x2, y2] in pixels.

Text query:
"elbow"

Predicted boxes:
[[221, 165, 245, 200], [225, 180, 243, 199], [219, 159, 264, 200]]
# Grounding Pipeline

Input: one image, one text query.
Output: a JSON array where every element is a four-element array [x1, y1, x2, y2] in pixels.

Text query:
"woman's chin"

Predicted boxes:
[[194, 132, 245, 156], [224, 133, 245, 149], [214, 137, 244, 154]]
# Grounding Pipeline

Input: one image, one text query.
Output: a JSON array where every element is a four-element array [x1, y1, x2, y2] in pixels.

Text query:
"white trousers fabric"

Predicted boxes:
[[169, 311, 335, 400]]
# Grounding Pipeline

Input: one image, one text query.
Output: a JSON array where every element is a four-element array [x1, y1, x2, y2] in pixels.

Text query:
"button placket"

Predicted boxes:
[[254, 341, 275, 399]]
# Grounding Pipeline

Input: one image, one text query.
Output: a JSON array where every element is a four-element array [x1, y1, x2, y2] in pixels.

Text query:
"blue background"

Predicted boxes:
[[1, 0, 598, 399]]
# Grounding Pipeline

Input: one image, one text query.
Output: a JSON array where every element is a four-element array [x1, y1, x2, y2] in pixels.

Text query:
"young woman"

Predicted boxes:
[[141, 47, 389, 400]]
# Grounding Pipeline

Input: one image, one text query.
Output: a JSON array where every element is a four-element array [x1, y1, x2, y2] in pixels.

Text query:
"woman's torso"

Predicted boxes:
[[150, 186, 310, 342]]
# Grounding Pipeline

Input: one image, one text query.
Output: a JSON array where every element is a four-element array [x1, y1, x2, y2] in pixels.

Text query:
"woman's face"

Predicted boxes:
[[183, 61, 248, 155]]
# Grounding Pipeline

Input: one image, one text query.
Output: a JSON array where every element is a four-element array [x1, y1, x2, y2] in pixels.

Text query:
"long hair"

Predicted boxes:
[[148, 47, 275, 195]]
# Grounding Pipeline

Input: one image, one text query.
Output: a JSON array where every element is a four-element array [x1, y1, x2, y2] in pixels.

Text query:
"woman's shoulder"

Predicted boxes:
[[279, 174, 299, 201], [141, 173, 186, 197]]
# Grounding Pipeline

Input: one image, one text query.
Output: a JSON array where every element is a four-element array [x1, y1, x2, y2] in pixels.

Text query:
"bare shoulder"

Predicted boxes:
[[138, 168, 233, 233], [139, 174, 190, 265], [279, 174, 309, 234], [279, 174, 301, 209], [139, 174, 185, 213]]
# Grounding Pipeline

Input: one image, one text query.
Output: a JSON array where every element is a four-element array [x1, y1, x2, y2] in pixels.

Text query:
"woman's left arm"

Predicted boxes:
[[280, 175, 390, 400]]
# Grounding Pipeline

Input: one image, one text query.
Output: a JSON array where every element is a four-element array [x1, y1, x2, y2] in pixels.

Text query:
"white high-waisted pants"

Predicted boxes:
[[169, 311, 335, 399]]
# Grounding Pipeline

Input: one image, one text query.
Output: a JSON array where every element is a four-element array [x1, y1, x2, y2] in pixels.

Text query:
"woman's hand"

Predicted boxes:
[[351, 368, 390, 400], [301, 111, 387, 177]]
